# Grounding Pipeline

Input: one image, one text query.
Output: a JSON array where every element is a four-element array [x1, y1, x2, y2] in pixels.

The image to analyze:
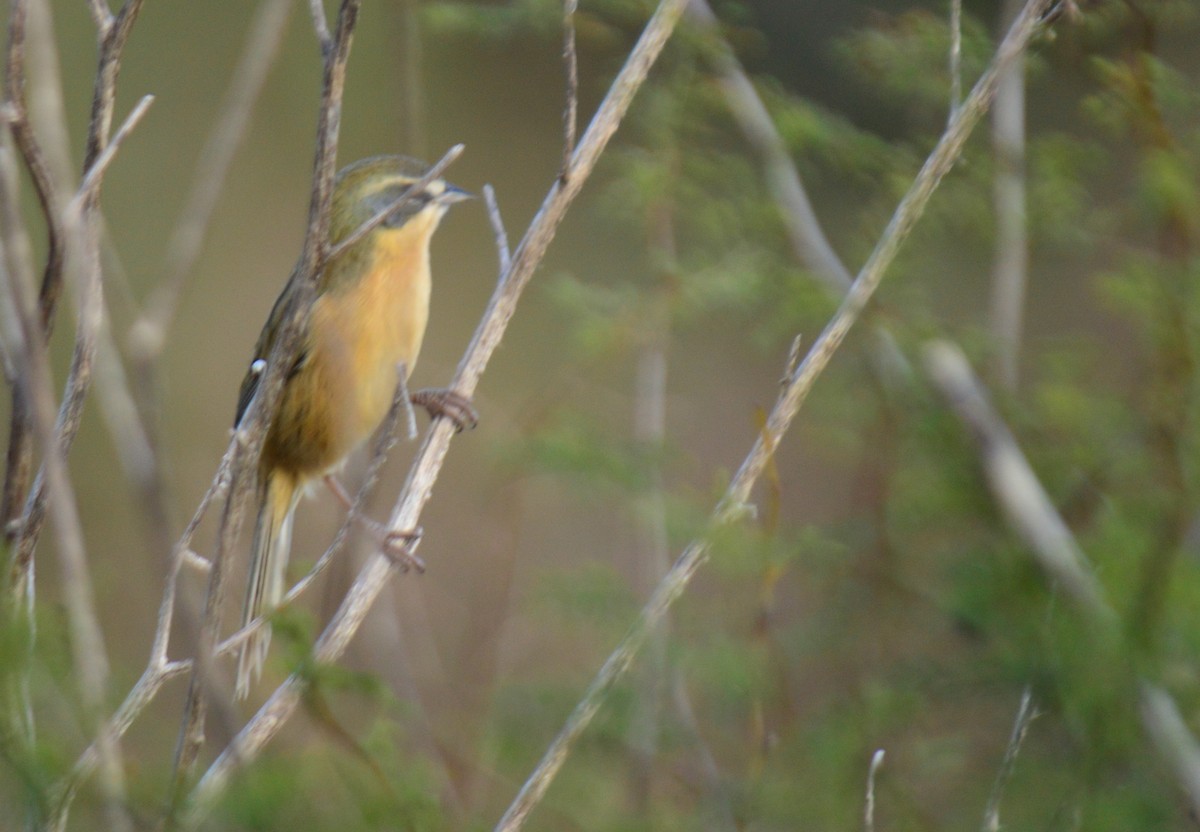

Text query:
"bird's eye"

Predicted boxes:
[[374, 186, 431, 229]]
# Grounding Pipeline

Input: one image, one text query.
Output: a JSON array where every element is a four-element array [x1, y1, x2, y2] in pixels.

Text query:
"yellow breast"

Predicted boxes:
[[300, 216, 436, 469]]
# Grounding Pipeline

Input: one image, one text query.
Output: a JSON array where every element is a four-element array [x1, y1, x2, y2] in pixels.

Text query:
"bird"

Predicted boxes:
[[233, 155, 474, 699]]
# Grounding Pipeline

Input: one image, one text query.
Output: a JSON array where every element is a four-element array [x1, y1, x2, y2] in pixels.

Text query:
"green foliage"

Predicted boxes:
[[835, 9, 994, 122]]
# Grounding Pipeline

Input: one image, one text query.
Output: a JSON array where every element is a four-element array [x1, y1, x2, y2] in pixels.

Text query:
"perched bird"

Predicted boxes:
[[234, 155, 474, 699]]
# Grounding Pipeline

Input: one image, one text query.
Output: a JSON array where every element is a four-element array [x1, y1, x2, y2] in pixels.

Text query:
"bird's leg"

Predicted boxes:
[[323, 474, 425, 572], [410, 387, 478, 432]]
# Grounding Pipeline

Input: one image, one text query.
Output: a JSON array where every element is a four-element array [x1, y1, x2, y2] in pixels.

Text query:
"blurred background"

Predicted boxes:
[[6, 0, 1200, 829]]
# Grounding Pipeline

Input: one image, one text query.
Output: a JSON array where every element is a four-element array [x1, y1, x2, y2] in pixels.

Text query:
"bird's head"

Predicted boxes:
[[329, 155, 470, 248]]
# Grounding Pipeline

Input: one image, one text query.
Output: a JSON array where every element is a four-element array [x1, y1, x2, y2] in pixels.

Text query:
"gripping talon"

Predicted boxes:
[[382, 526, 425, 572], [411, 388, 478, 432]]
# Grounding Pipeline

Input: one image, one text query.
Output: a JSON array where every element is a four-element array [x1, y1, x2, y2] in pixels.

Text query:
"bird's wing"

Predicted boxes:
[[234, 271, 311, 427]]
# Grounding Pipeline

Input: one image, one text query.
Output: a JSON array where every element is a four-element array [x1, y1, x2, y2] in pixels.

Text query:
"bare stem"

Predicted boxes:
[[950, 0, 963, 124], [166, 0, 362, 816], [483, 184, 511, 275], [562, 0, 579, 176], [989, 0, 1029, 391], [982, 687, 1037, 832], [865, 749, 885, 832]]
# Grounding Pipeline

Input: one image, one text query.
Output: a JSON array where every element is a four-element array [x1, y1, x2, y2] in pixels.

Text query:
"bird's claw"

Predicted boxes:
[[382, 526, 425, 573], [411, 387, 478, 432]]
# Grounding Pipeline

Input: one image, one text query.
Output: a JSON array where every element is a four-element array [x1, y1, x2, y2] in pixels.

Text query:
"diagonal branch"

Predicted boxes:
[[490, 2, 1055, 828]]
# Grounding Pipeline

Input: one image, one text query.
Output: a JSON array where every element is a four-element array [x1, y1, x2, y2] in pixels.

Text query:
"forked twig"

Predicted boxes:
[[70, 92, 153, 209]]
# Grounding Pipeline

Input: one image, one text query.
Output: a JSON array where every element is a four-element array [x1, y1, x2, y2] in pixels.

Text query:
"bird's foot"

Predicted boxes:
[[411, 387, 478, 432], [322, 474, 426, 572], [380, 526, 426, 573]]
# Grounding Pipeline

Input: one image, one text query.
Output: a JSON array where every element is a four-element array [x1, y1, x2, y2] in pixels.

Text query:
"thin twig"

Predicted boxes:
[[561, 0, 579, 177], [54, 3, 359, 821], [483, 184, 511, 274], [865, 749, 885, 832], [53, 442, 242, 829], [11, 3, 147, 828], [308, 0, 331, 52], [924, 340, 1200, 816], [134, 0, 293, 355], [2, 112, 134, 832], [12, 0, 145, 587], [2, 0, 68, 543], [71, 93, 153, 208], [989, 0, 1029, 391], [982, 686, 1037, 832], [950, 0, 963, 124]]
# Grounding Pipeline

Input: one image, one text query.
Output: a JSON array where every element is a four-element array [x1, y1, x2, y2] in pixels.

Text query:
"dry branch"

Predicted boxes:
[[989, 0, 1030, 390]]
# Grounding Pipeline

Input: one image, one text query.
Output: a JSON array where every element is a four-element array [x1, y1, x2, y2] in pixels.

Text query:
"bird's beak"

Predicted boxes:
[[437, 183, 474, 204]]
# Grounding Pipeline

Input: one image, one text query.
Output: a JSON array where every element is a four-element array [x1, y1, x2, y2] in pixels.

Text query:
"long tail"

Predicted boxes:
[[236, 471, 299, 699]]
